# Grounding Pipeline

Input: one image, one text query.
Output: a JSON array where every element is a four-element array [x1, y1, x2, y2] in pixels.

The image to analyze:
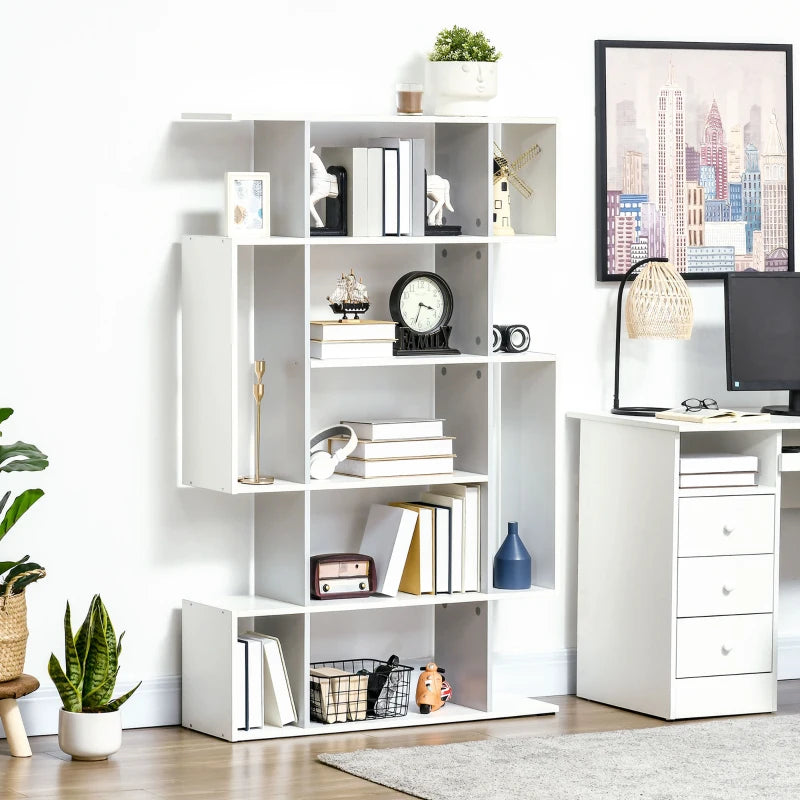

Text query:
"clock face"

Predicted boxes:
[[398, 276, 446, 333]]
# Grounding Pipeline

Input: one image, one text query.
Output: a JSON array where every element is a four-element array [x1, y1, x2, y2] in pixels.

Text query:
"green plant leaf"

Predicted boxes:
[[0, 441, 48, 473], [0, 408, 13, 430], [74, 595, 98, 671], [48, 653, 82, 713], [63, 602, 82, 688], [103, 682, 141, 712], [0, 491, 9, 518], [0, 555, 29, 575], [0, 489, 44, 543], [3, 568, 45, 594], [82, 597, 115, 707]]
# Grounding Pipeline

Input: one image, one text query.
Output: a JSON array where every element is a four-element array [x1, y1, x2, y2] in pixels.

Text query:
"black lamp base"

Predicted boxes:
[[611, 406, 668, 417]]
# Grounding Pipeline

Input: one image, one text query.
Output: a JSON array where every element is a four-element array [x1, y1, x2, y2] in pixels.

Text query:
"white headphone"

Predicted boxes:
[[309, 425, 358, 480]]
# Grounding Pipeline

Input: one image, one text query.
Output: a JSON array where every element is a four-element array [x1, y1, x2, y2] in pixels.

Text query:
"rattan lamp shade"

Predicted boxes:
[[625, 261, 694, 340]]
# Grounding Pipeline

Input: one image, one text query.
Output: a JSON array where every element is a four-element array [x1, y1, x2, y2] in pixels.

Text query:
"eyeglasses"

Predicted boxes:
[[681, 397, 718, 412]]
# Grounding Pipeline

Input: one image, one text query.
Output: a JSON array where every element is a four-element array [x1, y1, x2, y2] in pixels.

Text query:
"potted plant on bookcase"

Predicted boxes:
[[0, 407, 47, 683], [427, 25, 501, 116], [48, 595, 141, 761]]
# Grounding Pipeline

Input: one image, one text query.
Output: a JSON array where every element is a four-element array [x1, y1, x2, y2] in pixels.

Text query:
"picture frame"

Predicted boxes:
[[225, 172, 271, 241], [595, 40, 794, 281]]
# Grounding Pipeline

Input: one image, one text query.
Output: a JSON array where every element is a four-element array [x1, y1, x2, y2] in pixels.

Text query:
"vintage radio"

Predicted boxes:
[[310, 553, 377, 600]]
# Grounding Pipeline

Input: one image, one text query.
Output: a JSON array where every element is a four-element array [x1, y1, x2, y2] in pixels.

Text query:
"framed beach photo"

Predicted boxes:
[[225, 172, 271, 241], [595, 41, 793, 281]]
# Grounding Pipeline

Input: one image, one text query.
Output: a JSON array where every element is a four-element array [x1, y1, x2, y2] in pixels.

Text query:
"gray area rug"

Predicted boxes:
[[318, 715, 800, 799]]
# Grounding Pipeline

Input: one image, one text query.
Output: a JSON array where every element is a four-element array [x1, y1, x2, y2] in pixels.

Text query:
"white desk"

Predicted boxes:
[[568, 412, 800, 720]]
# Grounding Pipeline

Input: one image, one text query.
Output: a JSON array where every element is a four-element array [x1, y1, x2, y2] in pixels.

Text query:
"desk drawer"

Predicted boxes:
[[678, 495, 774, 557], [677, 555, 774, 617], [676, 614, 773, 678]]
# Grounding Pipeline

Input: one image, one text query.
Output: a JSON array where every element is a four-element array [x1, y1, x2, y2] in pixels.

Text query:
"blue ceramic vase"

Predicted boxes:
[[493, 521, 532, 589]]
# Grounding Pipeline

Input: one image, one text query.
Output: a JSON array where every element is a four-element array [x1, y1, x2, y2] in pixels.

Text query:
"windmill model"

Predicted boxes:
[[493, 142, 541, 236]]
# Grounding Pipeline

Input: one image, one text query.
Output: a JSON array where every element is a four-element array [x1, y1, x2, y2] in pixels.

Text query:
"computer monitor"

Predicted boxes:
[[725, 271, 800, 416]]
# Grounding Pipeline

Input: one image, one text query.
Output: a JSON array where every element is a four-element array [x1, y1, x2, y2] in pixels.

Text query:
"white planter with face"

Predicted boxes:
[[428, 61, 498, 116], [58, 708, 122, 761]]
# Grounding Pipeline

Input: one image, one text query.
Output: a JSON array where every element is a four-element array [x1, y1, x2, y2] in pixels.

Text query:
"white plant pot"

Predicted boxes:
[[427, 61, 498, 116], [58, 708, 122, 761]]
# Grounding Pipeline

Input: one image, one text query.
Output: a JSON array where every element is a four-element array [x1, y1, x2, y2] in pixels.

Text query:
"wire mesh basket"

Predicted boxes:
[[309, 657, 412, 723]]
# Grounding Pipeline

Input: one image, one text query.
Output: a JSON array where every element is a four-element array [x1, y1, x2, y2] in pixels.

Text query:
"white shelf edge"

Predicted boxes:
[[678, 484, 778, 498], [309, 470, 489, 491], [311, 353, 488, 369], [231, 696, 558, 740], [183, 595, 305, 617], [180, 112, 558, 125], [231, 478, 306, 494], [182, 233, 554, 247], [490, 352, 556, 364]]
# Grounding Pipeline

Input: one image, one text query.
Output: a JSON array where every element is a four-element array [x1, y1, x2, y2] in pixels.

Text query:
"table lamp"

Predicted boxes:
[[612, 257, 694, 416]]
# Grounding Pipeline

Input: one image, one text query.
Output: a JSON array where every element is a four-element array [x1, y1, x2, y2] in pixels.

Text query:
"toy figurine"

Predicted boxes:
[[309, 147, 347, 235], [416, 661, 448, 714], [425, 174, 454, 226]]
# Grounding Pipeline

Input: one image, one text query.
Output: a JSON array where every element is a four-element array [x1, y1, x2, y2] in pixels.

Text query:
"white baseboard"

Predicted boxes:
[[0, 676, 181, 739], [7, 638, 800, 739]]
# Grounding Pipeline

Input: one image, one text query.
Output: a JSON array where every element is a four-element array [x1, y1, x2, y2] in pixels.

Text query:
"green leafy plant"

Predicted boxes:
[[429, 26, 501, 62], [0, 407, 47, 595], [48, 595, 141, 713]]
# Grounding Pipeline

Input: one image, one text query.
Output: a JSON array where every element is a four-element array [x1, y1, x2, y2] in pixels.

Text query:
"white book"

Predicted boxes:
[[321, 147, 369, 236], [310, 320, 396, 342], [359, 504, 418, 596], [382, 148, 399, 235], [340, 418, 445, 441], [410, 138, 426, 237], [336, 455, 454, 479], [436, 484, 480, 592], [237, 636, 265, 728], [679, 472, 758, 488], [310, 340, 394, 360], [234, 640, 247, 730], [417, 502, 451, 593], [243, 632, 297, 727], [398, 140, 412, 235], [679, 453, 759, 474], [367, 147, 384, 236], [421, 492, 464, 592], [329, 436, 454, 460]]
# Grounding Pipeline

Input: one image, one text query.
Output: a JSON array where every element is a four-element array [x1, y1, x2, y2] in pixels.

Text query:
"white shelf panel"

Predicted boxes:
[[487, 585, 554, 598], [490, 352, 556, 364], [678, 485, 778, 498], [781, 452, 800, 472], [185, 595, 304, 617], [309, 470, 489, 491], [311, 353, 488, 369], [181, 112, 557, 125], [310, 235, 490, 246], [230, 478, 306, 494]]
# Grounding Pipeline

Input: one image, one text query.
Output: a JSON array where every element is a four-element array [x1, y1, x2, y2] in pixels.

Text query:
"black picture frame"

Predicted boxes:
[[595, 40, 794, 282]]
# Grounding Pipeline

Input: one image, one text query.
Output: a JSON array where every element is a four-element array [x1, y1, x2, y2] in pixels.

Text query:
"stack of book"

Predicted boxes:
[[310, 320, 396, 360], [332, 418, 455, 477], [235, 632, 297, 731], [679, 453, 759, 488], [357, 487, 481, 598], [321, 139, 425, 237]]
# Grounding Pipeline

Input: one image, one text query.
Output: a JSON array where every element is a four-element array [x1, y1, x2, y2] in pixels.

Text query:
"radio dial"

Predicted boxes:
[[322, 583, 330, 592], [359, 581, 366, 590]]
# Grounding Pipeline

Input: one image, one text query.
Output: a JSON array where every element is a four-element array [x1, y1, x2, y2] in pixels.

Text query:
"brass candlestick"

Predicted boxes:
[[239, 360, 274, 485]]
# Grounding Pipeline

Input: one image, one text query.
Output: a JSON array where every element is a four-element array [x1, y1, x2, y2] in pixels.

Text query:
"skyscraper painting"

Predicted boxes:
[[595, 41, 793, 281]]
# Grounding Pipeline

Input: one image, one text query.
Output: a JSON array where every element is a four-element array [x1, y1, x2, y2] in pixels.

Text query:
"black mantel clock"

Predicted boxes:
[[389, 271, 460, 356]]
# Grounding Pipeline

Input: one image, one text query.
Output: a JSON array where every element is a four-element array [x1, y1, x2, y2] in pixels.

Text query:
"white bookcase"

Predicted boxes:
[[180, 113, 559, 741]]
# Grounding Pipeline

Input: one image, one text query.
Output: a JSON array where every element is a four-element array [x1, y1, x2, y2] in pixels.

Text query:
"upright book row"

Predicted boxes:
[[321, 137, 426, 237]]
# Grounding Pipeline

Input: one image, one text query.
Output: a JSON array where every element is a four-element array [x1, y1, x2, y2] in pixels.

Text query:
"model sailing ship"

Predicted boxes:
[[328, 269, 370, 320]]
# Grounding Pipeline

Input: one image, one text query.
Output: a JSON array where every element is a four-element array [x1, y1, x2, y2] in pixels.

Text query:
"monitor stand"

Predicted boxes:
[[762, 389, 800, 416]]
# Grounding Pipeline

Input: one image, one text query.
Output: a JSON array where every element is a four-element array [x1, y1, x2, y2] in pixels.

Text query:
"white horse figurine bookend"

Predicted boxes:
[[426, 175, 454, 226], [309, 147, 338, 228]]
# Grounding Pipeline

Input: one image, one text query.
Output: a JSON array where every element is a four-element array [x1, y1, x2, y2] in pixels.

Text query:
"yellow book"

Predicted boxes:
[[391, 503, 434, 594]]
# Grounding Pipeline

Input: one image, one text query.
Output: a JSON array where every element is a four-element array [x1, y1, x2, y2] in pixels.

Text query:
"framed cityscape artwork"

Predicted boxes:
[[595, 41, 793, 281]]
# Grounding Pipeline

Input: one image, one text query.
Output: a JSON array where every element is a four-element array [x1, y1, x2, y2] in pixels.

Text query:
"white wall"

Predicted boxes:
[[1, 0, 797, 730]]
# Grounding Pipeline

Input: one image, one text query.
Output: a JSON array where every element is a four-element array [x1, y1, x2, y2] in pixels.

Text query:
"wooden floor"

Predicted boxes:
[[4, 681, 799, 800]]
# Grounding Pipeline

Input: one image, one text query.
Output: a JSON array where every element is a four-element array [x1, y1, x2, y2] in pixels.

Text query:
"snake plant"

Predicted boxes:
[[0, 407, 47, 595], [49, 595, 141, 713]]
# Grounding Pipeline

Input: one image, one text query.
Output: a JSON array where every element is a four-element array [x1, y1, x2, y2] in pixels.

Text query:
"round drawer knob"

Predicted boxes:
[[359, 582, 367, 590], [322, 583, 330, 593], [722, 584, 735, 595], [721, 643, 733, 655], [722, 524, 735, 535]]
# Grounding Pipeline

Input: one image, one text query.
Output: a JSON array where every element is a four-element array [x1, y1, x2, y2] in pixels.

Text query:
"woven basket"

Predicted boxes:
[[0, 569, 45, 682]]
